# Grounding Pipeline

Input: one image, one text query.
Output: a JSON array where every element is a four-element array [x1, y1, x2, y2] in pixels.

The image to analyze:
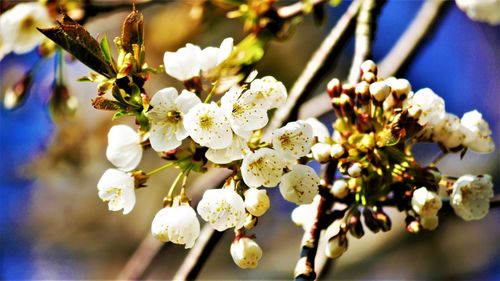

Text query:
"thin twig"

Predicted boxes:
[[173, 224, 224, 280], [347, 0, 385, 84], [277, 0, 327, 19], [265, 0, 362, 138], [298, 0, 447, 120], [294, 162, 337, 281], [116, 234, 163, 280], [378, 0, 447, 77]]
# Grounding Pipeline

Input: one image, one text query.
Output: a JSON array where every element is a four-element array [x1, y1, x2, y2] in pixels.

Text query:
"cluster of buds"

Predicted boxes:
[[294, 60, 495, 260]]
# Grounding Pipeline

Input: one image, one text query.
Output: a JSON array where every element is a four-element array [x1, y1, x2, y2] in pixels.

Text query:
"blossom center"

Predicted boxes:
[[199, 113, 213, 129]]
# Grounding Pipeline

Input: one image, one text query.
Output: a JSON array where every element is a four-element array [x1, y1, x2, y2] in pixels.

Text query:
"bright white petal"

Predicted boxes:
[[176, 90, 201, 114], [272, 121, 314, 160], [197, 189, 246, 231], [217, 37, 234, 64], [97, 169, 136, 214], [106, 125, 142, 171], [164, 44, 202, 81], [279, 164, 319, 205], [184, 103, 232, 149], [205, 134, 250, 164], [241, 148, 286, 188], [200, 47, 219, 73]]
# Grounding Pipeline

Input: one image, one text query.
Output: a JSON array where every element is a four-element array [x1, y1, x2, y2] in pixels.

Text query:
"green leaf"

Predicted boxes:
[[100, 35, 114, 69], [112, 110, 132, 120], [38, 15, 115, 77]]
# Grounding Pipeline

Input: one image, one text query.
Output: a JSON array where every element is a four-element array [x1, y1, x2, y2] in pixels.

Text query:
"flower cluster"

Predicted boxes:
[[289, 60, 496, 260]]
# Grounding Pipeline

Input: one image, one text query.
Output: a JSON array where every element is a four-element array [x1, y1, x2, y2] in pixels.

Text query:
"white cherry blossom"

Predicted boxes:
[[97, 169, 136, 215], [405, 88, 445, 126], [244, 188, 270, 217], [460, 110, 495, 153], [230, 237, 263, 269], [305, 117, 331, 143], [164, 38, 233, 81], [184, 102, 232, 149], [241, 148, 287, 188], [450, 174, 494, 221], [311, 142, 332, 163], [291, 195, 320, 230], [249, 76, 287, 109], [151, 204, 200, 249], [279, 164, 320, 205], [220, 86, 269, 136], [106, 125, 143, 171], [331, 179, 349, 199], [432, 113, 465, 149], [205, 133, 250, 164], [0, 2, 52, 55], [272, 121, 314, 160], [411, 187, 442, 217], [456, 0, 500, 25], [197, 188, 246, 231], [147, 88, 201, 152]]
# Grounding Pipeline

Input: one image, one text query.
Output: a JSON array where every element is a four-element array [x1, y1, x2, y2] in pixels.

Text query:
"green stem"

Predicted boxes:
[[204, 81, 219, 103], [146, 161, 177, 176], [167, 170, 185, 199]]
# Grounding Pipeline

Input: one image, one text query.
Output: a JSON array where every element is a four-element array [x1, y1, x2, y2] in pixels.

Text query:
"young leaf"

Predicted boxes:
[[121, 8, 144, 54], [100, 35, 115, 70], [38, 15, 115, 77]]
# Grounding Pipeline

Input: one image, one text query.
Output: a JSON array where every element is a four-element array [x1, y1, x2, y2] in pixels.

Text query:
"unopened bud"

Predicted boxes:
[[330, 144, 345, 159], [327, 78, 341, 98], [361, 71, 377, 83], [391, 78, 411, 100], [355, 81, 370, 103], [405, 216, 420, 234], [362, 208, 380, 233], [49, 84, 78, 120], [347, 163, 362, 178], [420, 215, 439, 230], [230, 237, 263, 269], [360, 60, 377, 75], [244, 188, 270, 217], [331, 180, 349, 199], [369, 81, 391, 102], [348, 214, 365, 238], [243, 213, 258, 229], [374, 210, 392, 232], [311, 143, 332, 163], [341, 83, 355, 98], [325, 233, 348, 259], [3, 74, 32, 109]]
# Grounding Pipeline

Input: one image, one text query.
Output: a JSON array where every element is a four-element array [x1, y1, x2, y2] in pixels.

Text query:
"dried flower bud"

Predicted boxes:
[[325, 232, 348, 259], [311, 143, 332, 163], [347, 163, 362, 178], [360, 60, 377, 75], [369, 81, 391, 102], [330, 144, 345, 159], [330, 179, 349, 199], [327, 78, 341, 98], [230, 237, 263, 269]]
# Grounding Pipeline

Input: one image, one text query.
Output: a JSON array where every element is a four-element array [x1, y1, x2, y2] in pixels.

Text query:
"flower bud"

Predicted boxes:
[[244, 213, 258, 229], [391, 78, 411, 100], [361, 71, 377, 83], [347, 163, 362, 178], [362, 208, 380, 233], [348, 214, 364, 238], [360, 60, 377, 75], [49, 84, 78, 121], [330, 179, 349, 199], [311, 143, 332, 163], [341, 83, 355, 98], [3, 74, 32, 109], [327, 78, 341, 98], [420, 215, 439, 230], [325, 233, 348, 259], [374, 209, 392, 232], [330, 144, 345, 159], [355, 81, 370, 103], [230, 237, 263, 269], [369, 81, 391, 102], [244, 188, 270, 217], [411, 187, 442, 217], [405, 216, 420, 234]]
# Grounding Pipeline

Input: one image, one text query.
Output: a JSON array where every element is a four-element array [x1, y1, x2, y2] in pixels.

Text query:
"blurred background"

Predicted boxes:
[[0, 0, 499, 280]]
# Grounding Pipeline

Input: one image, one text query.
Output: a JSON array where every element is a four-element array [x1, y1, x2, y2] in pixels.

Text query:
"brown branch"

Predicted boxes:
[[173, 224, 224, 280], [264, 0, 362, 138], [294, 162, 337, 281], [277, 0, 327, 19], [298, 0, 447, 120], [377, 0, 447, 77], [116, 234, 163, 280], [347, 0, 385, 84]]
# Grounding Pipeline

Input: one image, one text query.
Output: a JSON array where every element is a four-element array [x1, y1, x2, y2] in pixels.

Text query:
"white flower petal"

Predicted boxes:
[[450, 174, 494, 221], [184, 102, 232, 149], [411, 187, 442, 217], [304, 118, 331, 143], [230, 237, 262, 269], [164, 43, 202, 81], [460, 110, 495, 153], [405, 88, 445, 126], [97, 169, 136, 214], [197, 189, 246, 231], [151, 204, 201, 248], [272, 121, 314, 160], [217, 37, 234, 65], [221, 87, 269, 133], [249, 76, 287, 109], [205, 134, 250, 164], [279, 164, 320, 205], [200, 46, 219, 73], [241, 148, 287, 188], [106, 125, 143, 171]]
